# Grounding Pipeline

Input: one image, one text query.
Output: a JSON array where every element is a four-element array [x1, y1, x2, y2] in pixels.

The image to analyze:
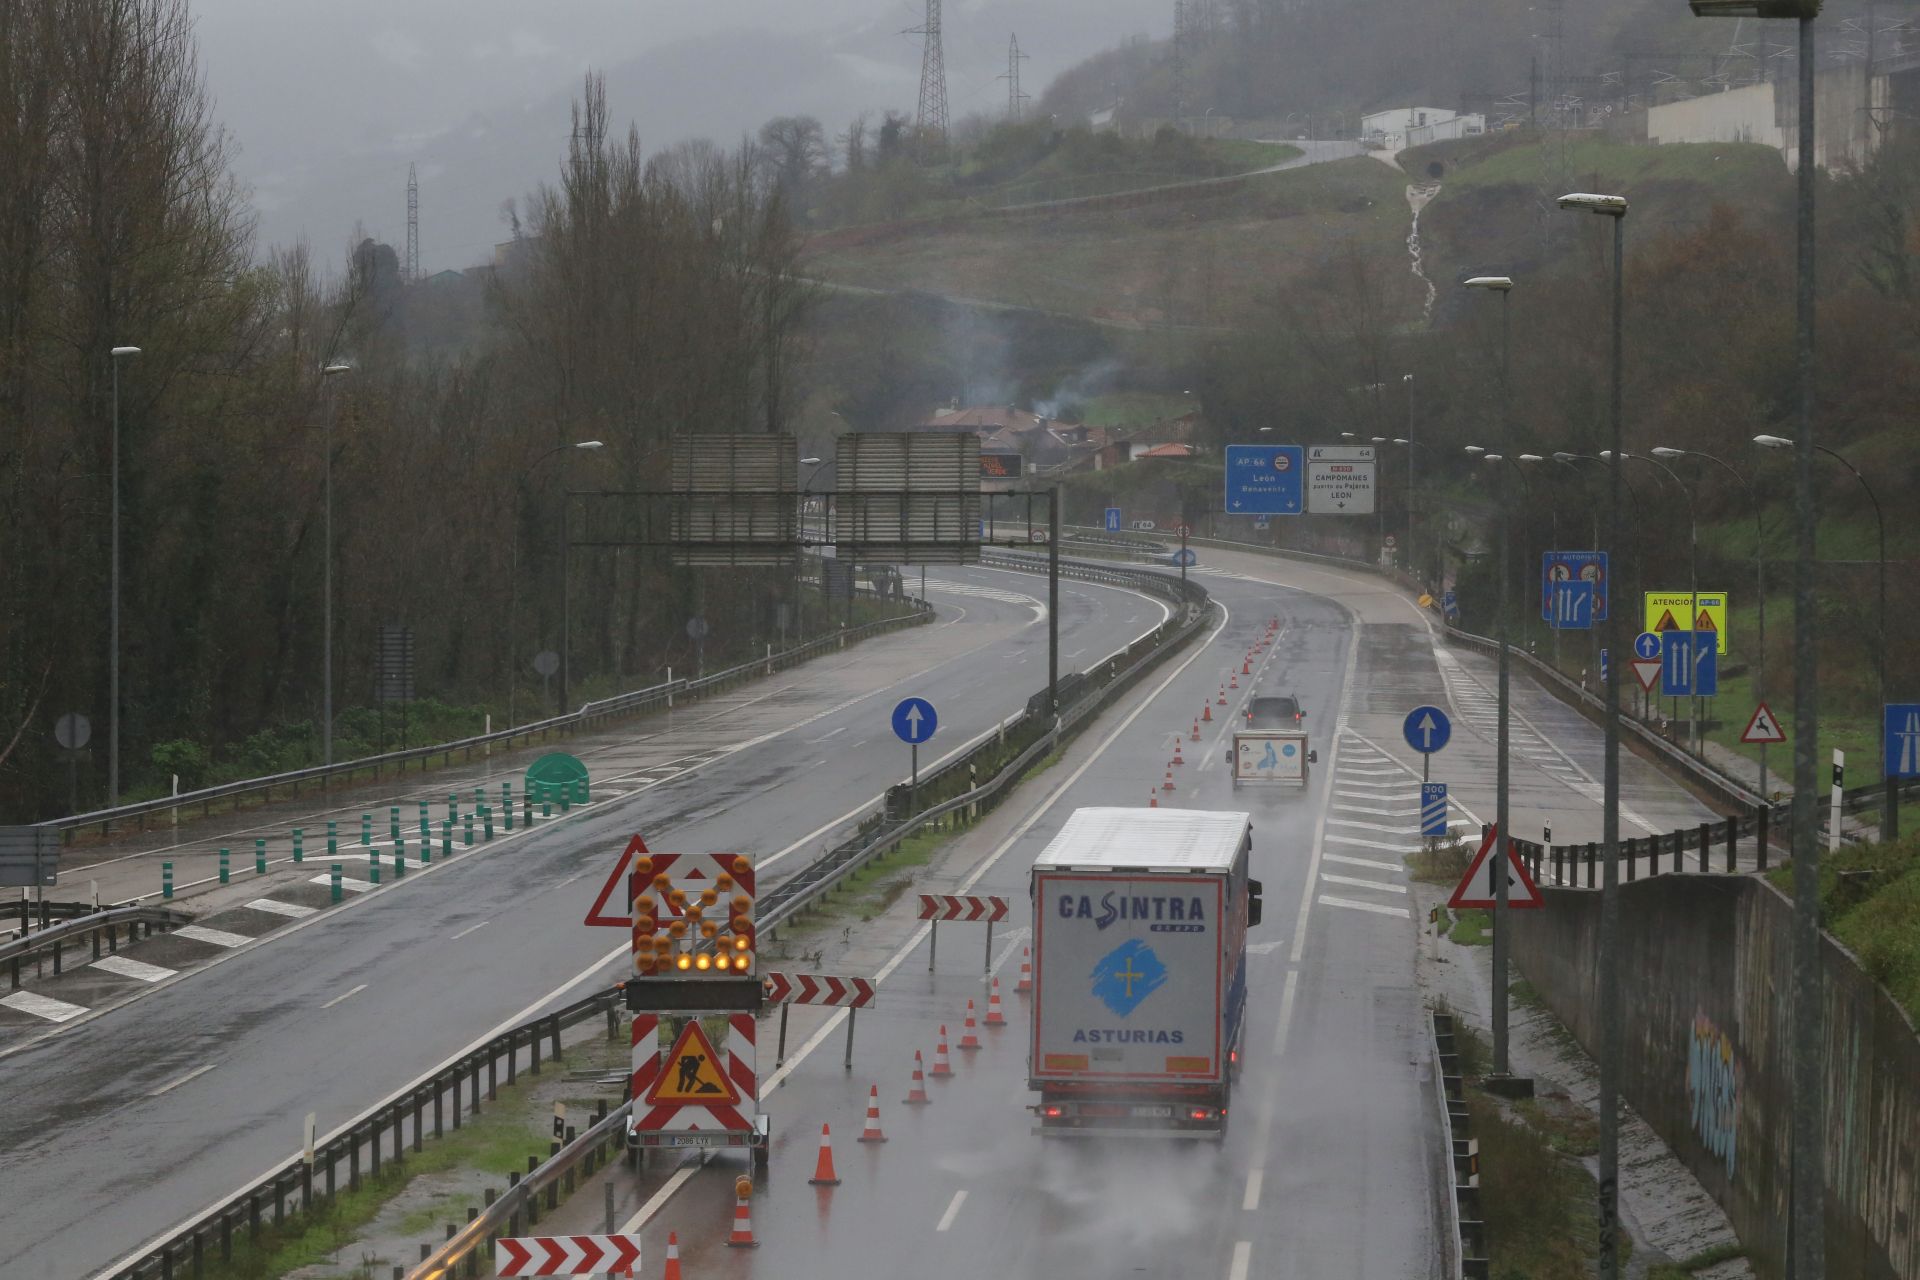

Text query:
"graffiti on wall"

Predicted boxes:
[[1686, 1010, 1739, 1180]]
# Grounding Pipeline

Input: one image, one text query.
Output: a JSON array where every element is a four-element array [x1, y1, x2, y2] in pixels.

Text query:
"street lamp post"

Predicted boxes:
[[509, 440, 604, 724], [1402, 374, 1417, 582], [1654, 446, 1769, 796], [1556, 190, 1627, 1279], [1463, 274, 1515, 1077], [319, 363, 351, 767], [107, 345, 141, 806]]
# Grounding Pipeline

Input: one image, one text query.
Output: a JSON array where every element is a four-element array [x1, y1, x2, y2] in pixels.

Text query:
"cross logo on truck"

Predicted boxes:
[[1091, 939, 1167, 1017]]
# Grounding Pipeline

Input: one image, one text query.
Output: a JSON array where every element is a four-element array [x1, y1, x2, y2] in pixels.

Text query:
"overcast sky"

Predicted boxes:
[[191, 0, 1165, 272]]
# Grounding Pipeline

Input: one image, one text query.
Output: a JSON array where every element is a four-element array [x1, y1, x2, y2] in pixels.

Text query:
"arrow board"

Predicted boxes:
[[1741, 702, 1787, 745], [1449, 826, 1544, 910], [645, 1020, 740, 1104]]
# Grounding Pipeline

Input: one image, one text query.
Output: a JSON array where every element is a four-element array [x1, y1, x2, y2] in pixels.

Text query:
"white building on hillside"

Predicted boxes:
[[1361, 106, 1486, 153]]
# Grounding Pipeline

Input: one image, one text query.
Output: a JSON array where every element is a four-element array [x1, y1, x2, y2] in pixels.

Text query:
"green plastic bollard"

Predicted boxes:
[[575, 778, 588, 805], [394, 849, 405, 880], [361, 813, 372, 845], [502, 783, 513, 831], [448, 794, 458, 823], [163, 862, 174, 899], [541, 785, 552, 818], [255, 838, 267, 875], [369, 850, 380, 886], [472, 786, 484, 811], [418, 799, 430, 838], [219, 848, 230, 884], [389, 806, 401, 843], [441, 819, 452, 858], [330, 863, 343, 903], [327, 820, 338, 856], [463, 812, 474, 846], [559, 784, 572, 813], [482, 806, 494, 841], [421, 834, 432, 865], [293, 828, 304, 863]]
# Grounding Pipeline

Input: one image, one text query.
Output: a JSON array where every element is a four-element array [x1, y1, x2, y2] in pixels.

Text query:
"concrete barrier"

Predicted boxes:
[[1510, 876, 1920, 1279]]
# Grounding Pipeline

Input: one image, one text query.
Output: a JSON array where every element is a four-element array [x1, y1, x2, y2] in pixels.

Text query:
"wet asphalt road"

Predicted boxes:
[[0, 566, 1165, 1280]]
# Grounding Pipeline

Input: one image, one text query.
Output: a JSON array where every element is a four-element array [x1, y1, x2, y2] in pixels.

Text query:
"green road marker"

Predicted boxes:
[[255, 838, 267, 875], [369, 850, 380, 886], [218, 849, 229, 885], [418, 799, 430, 838], [330, 863, 342, 903], [163, 862, 173, 899], [441, 819, 451, 858], [463, 811, 474, 846], [482, 805, 494, 841], [361, 813, 371, 845], [502, 782, 513, 831], [448, 794, 458, 823], [293, 828, 304, 863], [389, 806, 401, 843], [541, 785, 552, 818], [327, 820, 338, 856], [394, 847, 405, 879], [421, 834, 432, 865]]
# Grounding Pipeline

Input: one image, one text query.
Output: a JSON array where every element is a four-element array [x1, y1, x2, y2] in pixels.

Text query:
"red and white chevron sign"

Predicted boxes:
[[917, 894, 1009, 922], [761, 972, 877, 1008], [496, 1233, 642, 1276]]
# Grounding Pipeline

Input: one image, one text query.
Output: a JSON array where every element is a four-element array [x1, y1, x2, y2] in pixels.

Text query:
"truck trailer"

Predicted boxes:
[[1028, 807, 1260, 1138]]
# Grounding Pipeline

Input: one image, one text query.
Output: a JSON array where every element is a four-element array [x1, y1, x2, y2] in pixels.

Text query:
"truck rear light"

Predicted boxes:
[[1043, 1105, 1064, 1119], [1189, 1108, 1214, 1121], [1230, 1049, 1239, 1064]]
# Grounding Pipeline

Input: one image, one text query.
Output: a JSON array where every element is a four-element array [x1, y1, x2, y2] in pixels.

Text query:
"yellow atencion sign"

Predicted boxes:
[[1644, 592, 1729, 655]]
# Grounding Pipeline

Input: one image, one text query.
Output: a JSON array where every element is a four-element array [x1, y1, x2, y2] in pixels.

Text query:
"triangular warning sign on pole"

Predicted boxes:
[[1740, 702, 1787, 745], [1449, 825, 1544, 910], [1631, 659, 1664, 693], [583, 834, 650, 928], [1653, 609, 1679, 632], [645, 1020, 740, 1105], [1695, 609, 1717, 632]]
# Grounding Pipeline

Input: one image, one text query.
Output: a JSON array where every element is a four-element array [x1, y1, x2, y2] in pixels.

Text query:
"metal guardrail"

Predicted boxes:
[[4, 903, 192, 991], [108, 556, 1209, 1280], [43, 596, 931, 842], [1432, 1010, 1486, 1279]]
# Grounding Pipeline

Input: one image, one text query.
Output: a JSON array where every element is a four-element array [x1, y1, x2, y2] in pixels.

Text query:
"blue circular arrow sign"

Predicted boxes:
[[892, 697, 938, 744], [1633, 631, 1662, 660], [1402, 705, 1452, 755], [1172, 548, 1198, 567]]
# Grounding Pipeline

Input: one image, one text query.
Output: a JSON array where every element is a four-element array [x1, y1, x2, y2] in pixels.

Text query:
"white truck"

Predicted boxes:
[[1028, 807, 1260, 1138], [1228, 694, 1316, 788]]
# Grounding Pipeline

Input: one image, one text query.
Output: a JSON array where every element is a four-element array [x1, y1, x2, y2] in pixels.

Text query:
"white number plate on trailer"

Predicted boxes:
[[1130, 1105, 1173, 1118]]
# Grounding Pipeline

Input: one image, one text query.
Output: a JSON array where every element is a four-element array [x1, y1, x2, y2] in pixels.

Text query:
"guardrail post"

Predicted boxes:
[[1626, 837, 1638, 881], [530, 1024, 541, 1074], [393, 1102, 404, 1164], [463, 811, 474, 846], [1725, 816, 1738, 872], [331, 864, 342, 903], [551, 1013, 562, 1061], [219, 1208, 231, 1261], [502, 782, 513, 831], [327, 820, 337, 857], [434, 1084, 443, 1137], [369, 850, 380, 886], [419, 799, 430, 839], [1586, 842, 1597, 888], [219, 848, 230, 884], [507, 1031, 518, 1085], [1756, 805, 1770, 870], [361, 813, 372, 845], [390, 806, 401, 843], [293, 828, 304, 863], [442, 820, 452, 859], [255, 838, 267, 876], [1697, 821, 1710, 873], [488, 1050, 498, 1100]]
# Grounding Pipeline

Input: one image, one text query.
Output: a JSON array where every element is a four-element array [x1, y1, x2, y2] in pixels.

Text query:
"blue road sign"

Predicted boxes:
[[1224, 445, 1304, 516], [1548, 579, 1596, 631], [1104, 507, 1122, 532], [1885, 704, 1920, 779], [1661, 631, 1718, 697], [1421, 784, 1449, 838], [1403, 705, 1452, 755], [1442, 590, 1457, 609], [891, 697, 938, 744], [1171, 548, 1198, 567], [1540, 551, 1610, 621], [1633, 631, 1662, 661]]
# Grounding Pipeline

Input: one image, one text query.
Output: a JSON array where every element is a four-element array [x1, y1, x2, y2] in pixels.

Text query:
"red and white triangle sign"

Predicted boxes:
[[1449, 825, 1544, 910], [1631, 658, 1663, 693], [1740, 701, 1787, 745], [583, 833, 651, 928]]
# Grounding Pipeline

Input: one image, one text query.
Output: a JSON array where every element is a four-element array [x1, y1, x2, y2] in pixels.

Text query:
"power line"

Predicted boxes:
[[405, 163, 420, 283], [999, 33, 1031, 122]]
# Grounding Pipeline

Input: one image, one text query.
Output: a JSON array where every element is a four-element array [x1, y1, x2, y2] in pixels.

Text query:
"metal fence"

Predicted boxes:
[[3, 903, 192, 991], [43, 595, 931, 843]]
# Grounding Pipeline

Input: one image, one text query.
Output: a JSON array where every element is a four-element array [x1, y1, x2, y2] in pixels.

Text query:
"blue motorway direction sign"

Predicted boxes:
[[1171, 548, 1198, 567], [891, 697, 938, 744], [1633, 631, 1662, 661], [1421, 784, 1449, 838], [1403, 705, 1452, 755], [1224, 445, 1304, 516], [1104, 507, 1122, 532], [1886, 704, 1920, 779], [1548, 579, 1595, 630], [1540, 551, 1610, 621], [1660, 631, 1718, 697]]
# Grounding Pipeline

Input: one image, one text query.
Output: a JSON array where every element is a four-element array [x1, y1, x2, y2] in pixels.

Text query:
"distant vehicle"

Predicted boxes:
[[1130, 519, 1157, 531], [1229, 696, 1315, 788], [1029, 807, 1259, 1138]]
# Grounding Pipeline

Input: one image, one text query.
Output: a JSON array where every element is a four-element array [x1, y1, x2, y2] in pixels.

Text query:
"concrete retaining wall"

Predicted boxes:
[[1510, 876, 1919, 1279]]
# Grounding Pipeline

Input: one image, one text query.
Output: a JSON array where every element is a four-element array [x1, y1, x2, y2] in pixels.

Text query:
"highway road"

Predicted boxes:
[[0, 564, 1168, 1280], [590, 546, 1715, 1280]]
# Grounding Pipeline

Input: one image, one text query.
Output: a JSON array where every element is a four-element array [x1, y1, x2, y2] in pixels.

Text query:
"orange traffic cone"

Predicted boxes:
[[1162, 767, 1176, 792], [958, 1000, 982, 1051], [663, 1231, 682, 1279], [1242, 658, 1251, 674], [1216, 688, 1227, 706], [808, 1122, 841, 1185], [727, 1179, 758, 1248], [984, 976, 1007, 1026], [1202, 702, 1213, 722], [1149, 788, 1158, 808], [1191, 719, 1200, 742], [904, 1049, 932, 1103], [859, 1084, 888, 1142], [931, 1027, 954, 1078], [1016, 946, 1033, 994], [1228, 672, 1239, 689], [1172, 739, 1184, 765]]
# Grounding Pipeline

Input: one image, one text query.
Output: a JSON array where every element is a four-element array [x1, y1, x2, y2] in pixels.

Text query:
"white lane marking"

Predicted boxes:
[[1329, 778, 1406, 791], [173, 925, 253, 948], [760, 596, 1235, 1097], [1271, 969, 1300, 1056], [1290, 616, 1361, 967], [148, 1063, 217, 1096], [450, 921, 490, 941], [1322, 852, 1403, 873], [1317, 894, 1411, 919], [1242, 1168, 1264, 1212], [1332, 803, 1419, 817], [0, 990, 89, 1022], [1320, 873, 1407, 894], [89, 955, 178, 983], [809, 726, 847, 742], [618, 1156, 711, 1235], [936, 1189, 968, 1232], [1228, 1240, 1253, 1280], [1326, 818, 1418, 835], [1323, 834, 1414, 853], [244, 898, 317, 919], [1340, 766, 1404, 777], [320, 983, 368, 1010], [307, 873, 372, 892]]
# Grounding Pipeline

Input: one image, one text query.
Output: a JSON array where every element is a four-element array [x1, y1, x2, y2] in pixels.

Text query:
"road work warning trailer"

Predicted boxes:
[[1029, 807, 1260, 1138], [1227, 696, 1316, 788]]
